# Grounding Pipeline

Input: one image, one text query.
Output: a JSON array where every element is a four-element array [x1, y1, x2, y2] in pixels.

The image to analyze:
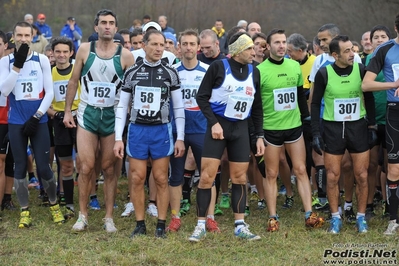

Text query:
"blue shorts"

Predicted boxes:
[[126, 123, 174, 160]]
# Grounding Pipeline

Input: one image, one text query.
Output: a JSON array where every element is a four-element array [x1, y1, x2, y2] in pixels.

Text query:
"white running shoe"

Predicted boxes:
[[146, 204, 158, 217], [72, 212, 88, 233], [103, 218, 117, 233], [121, 202, 135, 217]]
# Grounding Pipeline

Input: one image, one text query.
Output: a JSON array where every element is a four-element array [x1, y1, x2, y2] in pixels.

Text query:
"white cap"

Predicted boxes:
[[143, 21, 162, 32]]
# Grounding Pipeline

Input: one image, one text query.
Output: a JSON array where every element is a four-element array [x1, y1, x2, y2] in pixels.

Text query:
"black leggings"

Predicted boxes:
[[9, 123, 53, 181]]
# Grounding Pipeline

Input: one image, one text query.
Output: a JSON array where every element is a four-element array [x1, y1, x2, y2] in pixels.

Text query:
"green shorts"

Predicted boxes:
[[77, 103, 115, 137]]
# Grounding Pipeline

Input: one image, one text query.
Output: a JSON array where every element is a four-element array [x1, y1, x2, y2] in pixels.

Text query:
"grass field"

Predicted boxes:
[[0, 178, 398, 266]]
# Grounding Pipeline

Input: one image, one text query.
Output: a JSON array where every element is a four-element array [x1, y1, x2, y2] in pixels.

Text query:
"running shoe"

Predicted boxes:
[[18, 210, 32, 228], [71, 212, 88, 233], [59, 195, 66, 206], [63, 206, 75, 220], [166, 216, 181, 232], [327, 217, 342, 234], [214, 204, 223, 215], [188, 225, 206, 242], [383, 220, 399, 235], [267, 217, 279, 232], [1, 199, 16, 211], [250, 191, 260, 202], [257, 199, 266, 210], [89, 198, 101, 210], [130, 225, 147, 238], [278, 185, 286, 195], [245, 206, 250, 217], [121, 202, 135, 217], [49, 204, 65, 224], [28, 177, 40, 190], [344, 206, 356, 224], [206, 217, 220, 233], [179, 199, 190, 216], [365, 207, 375, 221], [155, 228, 166, 238], [103, 218, 117, 233], [41, 194, 49, 207], [235, 222, 261, 240], [282, 195, 294, 209], [356, 216, 368, 233], [219, 194, 230, 209], [146, 204, 158, 217], [313, 199, 330, 212], [305, 212, 325, 228]]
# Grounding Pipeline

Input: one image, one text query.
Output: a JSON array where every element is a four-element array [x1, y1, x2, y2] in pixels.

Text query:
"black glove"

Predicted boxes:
[[22, 116, 40, 137], [54, 111, 64, 120], [368, 128, 378, 149], [312, 134, 325, 155], [13, 43, 29, 69]]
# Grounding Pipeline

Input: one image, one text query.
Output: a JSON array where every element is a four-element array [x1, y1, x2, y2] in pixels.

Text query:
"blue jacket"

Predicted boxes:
[[60, 24, 83, 53], [34, 22, 52, 40]]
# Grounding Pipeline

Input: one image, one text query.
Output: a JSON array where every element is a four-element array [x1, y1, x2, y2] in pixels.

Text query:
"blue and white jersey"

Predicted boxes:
[[173, 61, 208, 134]]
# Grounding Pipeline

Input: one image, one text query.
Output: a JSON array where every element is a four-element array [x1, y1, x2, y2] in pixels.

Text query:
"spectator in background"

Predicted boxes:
[[129, 19, 142, 32], [130, 29, 143, 51], [44, 43, 55, 66], [237, 20, 248, 29], [142, 15, 151, 25], [164, 32, 178, 56], [60, 16, 82, 54], [35, 13, 52, 41], [212, 19, 228, 55], [31, 24, 48, 54], [158, 15, 175, 36], [247, 22, 261, 37], [352, 41, 361, 53], [119, 29, 132, 50], [5, 32, 15, 55], [24, 14, 33, 24]]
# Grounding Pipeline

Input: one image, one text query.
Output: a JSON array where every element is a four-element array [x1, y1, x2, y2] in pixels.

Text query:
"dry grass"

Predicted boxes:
[[0, 178, 397, 266]]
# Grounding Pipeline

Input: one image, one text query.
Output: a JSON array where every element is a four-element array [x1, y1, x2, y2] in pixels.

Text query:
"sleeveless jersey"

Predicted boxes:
[[80, 41, 124, 107], [7, 52, 48, 124], [209, 59, 256, 121], [258, 58, 303, 130], [323, 63, 366, 122], [52, 64, 81, 111], [173, 61, 208, 134]]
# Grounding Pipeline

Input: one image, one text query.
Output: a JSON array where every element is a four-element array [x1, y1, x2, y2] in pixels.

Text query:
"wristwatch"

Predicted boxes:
[[33, 112, 43, 120]]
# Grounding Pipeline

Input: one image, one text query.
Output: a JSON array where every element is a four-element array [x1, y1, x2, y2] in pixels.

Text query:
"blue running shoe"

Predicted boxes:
[[89, 198, 101, 210], [278, 185, 286, 195], [356, 216, 368, 233], [328, 217, 342, 234]]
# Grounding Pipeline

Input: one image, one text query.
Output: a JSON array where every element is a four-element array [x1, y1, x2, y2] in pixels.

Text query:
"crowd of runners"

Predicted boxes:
[[0, 9, 399, 241]]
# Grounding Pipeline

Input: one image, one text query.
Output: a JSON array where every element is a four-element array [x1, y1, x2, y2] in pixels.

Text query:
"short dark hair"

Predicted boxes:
[[266, 29, 285, 44], [215, 19, 222, 23], [178, 28, 200, 44], [395, 13, 399, 31], [51, 36, 74, 52], [13, 21, 33, 35], [131, 28, 143, 37], [370, 25, 391, 41], [329, 35, 350, 55], [143, 14, 151, 20], [0, 31, 6, 44], [226, 26, 244, 43], [318, 23, 340, 38], [228, 32, 251, 45], [94, 9, 118, 26], [313, 35, 320, 46], [143, 29, 165, 45], [118, 29, 132, 39], [251, 32, 267, 42]]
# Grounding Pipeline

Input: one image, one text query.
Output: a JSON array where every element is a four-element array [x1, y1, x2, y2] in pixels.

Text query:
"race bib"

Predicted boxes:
[[53, 80, 78, 102], [334, 98, 360, 121], [88, 82, 116, 107], [224, 94, 253, 120], [181, 87, 198, 109], [14, 78, 40, 101], [273, 87, 297, 111], [134, 86, 161, 111]]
